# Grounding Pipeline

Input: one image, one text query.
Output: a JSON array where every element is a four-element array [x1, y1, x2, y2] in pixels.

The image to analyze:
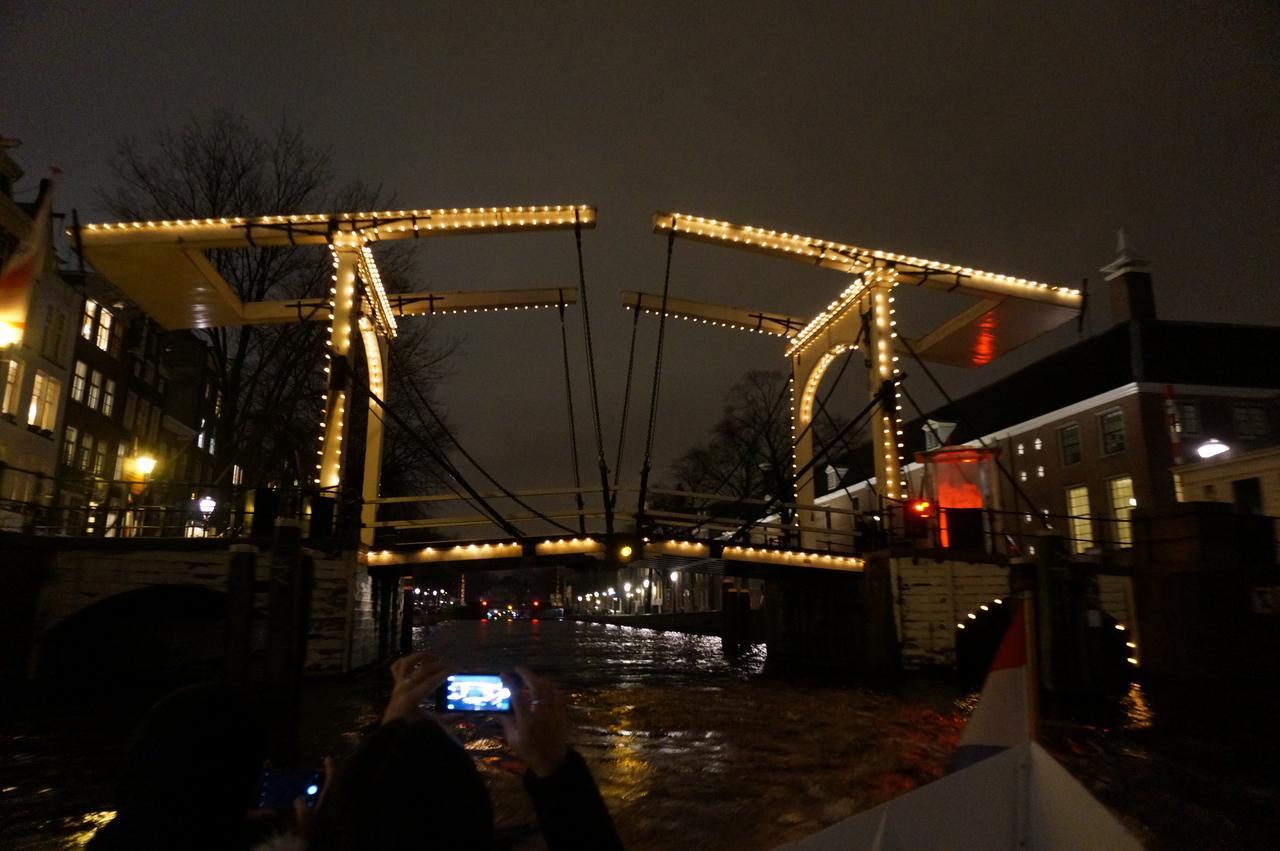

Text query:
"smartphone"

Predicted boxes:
[[436, 673, 513, 713], [257, 768, 323, 810]]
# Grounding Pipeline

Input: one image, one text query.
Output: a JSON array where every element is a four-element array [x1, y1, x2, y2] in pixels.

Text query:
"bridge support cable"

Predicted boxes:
[[555, 289, 588, 534], [385, 347, 577, 536], [809, 352, 880, 502], [897, 336, 1050, 528], [679, 348, 864, 540], [686, 369, 794, 522], [572, 215, 614, 534], [609, 291, 644, 505], [635, 232, 677, 533], [358, 374, 524, 540], [727, 394, 885, 545]]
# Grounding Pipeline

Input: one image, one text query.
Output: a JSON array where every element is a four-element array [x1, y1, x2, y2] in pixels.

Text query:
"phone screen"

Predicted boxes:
[[257, 769, 323, 810], [438, 673, 513, 713]]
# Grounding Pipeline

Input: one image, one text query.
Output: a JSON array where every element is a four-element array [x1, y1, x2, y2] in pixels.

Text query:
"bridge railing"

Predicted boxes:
[[0, 480, 315, 539]]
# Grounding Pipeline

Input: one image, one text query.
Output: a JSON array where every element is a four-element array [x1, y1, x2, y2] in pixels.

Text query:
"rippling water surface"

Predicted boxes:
[[4, 618, 1279, 849], [420, 620, 963, 850]]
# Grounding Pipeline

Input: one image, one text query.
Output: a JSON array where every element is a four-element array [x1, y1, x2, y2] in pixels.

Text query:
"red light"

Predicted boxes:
[[480, 600, 487, 607], [532, 600, 539, 606]]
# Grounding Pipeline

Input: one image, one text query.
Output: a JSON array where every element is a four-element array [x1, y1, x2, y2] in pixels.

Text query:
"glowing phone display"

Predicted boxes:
[[438, 674, 513, 713]]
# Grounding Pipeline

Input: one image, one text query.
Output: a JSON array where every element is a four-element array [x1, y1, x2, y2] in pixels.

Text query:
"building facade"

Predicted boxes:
[[815, 249, 1279, 559], [0, 143, 81, 530]]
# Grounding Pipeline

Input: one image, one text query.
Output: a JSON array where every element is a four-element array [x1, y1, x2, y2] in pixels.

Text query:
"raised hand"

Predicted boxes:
[[499, 667, 569, 778], [383, 651, 448, 724]]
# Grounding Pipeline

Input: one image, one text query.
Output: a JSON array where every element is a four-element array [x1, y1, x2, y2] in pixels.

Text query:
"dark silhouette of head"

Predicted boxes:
[[309, 718, 493, 851], [90, 682, 266, 850]]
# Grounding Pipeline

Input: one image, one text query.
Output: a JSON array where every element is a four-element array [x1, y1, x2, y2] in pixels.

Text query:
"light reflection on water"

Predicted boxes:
[[424, 620, 960, 850], [5, 618, 1215, 850]]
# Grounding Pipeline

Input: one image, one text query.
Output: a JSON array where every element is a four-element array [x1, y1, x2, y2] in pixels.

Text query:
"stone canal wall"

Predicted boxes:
[[889, 556, 1136, 669], [0, 533, 396, 684]]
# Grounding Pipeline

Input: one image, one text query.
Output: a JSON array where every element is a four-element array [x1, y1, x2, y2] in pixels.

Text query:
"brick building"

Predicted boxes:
[[0, 142, 81, 530], [818, 243, 1279, 557]]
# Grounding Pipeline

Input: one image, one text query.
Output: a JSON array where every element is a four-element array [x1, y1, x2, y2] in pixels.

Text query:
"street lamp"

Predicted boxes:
[[197, 495, 216, 537], [132, 455, 157, 477], [128, 455, 158, 536], [1196, 439, 1230, 459]]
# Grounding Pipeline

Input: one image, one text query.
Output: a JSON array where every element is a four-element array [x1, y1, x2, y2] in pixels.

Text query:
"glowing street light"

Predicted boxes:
[[197, 495, 217, 516], [669, 571, 679, 582], [132, 455, 157, 477], [1196, 439, 1229, 459]]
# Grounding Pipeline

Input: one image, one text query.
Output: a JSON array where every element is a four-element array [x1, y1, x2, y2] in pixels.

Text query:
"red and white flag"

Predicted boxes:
[[950, 597, 1036, 769], [0, 181, 53, 347]]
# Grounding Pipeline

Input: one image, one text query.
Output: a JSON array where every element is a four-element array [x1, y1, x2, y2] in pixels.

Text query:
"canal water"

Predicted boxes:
[[3, 618, 1279, 848]]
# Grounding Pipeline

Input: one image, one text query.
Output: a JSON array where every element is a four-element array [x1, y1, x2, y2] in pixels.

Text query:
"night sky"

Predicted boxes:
[[4, 2, 1277, 499]]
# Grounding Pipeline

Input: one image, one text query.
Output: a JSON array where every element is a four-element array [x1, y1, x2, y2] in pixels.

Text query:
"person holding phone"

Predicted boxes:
[[307, 651, 622, 851]]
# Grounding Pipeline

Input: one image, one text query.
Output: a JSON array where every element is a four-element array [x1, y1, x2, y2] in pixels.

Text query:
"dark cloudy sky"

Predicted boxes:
[[4, 2, 1278, 508]]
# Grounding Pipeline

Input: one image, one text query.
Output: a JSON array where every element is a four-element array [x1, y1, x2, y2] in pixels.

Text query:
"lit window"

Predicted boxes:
[[1, 359, 21, 415], [1059, 423, 1082, 465], [114, 444, 126, 480], [1099, 409, 1126, 455], [232, 464, 244, 485], [1233, 405, 1267, 438], [1036, 465, 1045, 478], [1016, 443, 1024, 455], [208, 434, 216, 456], [1019, 470, 1028, 482], [81, 300, 97, 340], [93, 440, 108, 476], [72, 361, 88, 403], [1175, 403, 1201, 436], [1033, 438, 1043, 451], [1108, 476, 1135, 548], [27, 370, 60, 430], [95, 308, 113, 351], [63, 426, 79, 466], [1066, 485, 1094, 554], [87, 370, 103, 411], [197, 418, 206, 449], [1024, 513, 1034, 523], [102, 379, 116, 418]]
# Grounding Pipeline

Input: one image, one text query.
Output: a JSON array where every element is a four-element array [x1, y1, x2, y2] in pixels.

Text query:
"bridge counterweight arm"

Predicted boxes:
[[653, 211, 1081, 307]]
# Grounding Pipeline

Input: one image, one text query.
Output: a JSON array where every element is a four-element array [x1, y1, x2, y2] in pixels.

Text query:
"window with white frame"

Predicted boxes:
[[87, 370, 103, 411], [1175, 402, 1201, 436], [72, 361, 88, 403], [1059, 423, 1082, 465], [1099, 409, 1126, 455], [93, 440, 108, 476], [1, 359, 20, 415], [62, 426, 79, 466], [27, 370, 60, 430], [114, 443, 126, 480], [102, 379, 116, 418], [81, 300, 97, 340], [1066, 485, 1094, 554], [1108, 476, 1135, 548], [95, 308, 113, 351], [1233, 405, 1267, 438]]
